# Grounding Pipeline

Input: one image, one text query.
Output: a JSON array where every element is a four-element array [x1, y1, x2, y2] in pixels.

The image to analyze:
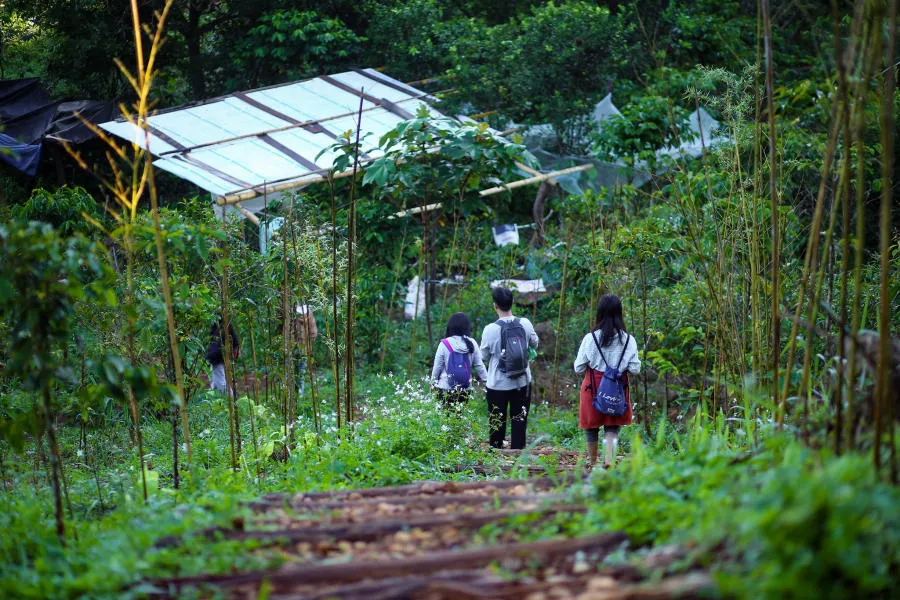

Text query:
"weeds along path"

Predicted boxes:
[[145, 471, 711, 599]]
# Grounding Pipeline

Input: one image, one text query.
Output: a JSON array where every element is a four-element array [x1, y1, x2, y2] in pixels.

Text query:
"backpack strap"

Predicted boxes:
[[590, 330, 608, 367], [441, 338, 454, 353], [614, 334, 630, 372], [591, 331, 630, 375]]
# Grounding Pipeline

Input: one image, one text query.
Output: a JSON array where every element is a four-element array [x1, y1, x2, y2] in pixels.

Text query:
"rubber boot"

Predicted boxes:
[[587, 442, 598, 466], [603, 432, 618, 468]]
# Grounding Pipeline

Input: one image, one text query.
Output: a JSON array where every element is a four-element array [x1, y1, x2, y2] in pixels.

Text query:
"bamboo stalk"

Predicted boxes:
[[220, 209, 239, 470], [478, 164, 592, 197], [847, 5, 879, 450], [874, 0, 896, 477], [830, 0, 851, 453], [42, 388, 65, 543], [280, 207, 293, 446], [344, 94, 366, 427], [439, 213, 461, 327], [328, 175, 342, 431], [246, 313, 264, 485], [380, 226, 409, 373], [550, 224, 572, 403], [761, 0, 782, 421]]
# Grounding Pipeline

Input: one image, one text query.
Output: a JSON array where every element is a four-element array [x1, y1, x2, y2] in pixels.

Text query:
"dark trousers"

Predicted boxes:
[[486, 386, 530, 449]]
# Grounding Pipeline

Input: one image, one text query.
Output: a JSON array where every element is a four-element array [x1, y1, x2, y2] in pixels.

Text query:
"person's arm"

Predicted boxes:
[[430, 343, 447, 387], [625, 335, 641, 374], [573, 335, 590, 373], [470, 337, 488, 383], [479, 325, 493, 364], [526, 318, 539, 349]]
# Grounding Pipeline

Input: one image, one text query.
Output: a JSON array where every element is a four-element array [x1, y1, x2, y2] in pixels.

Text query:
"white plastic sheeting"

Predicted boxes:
[[492, 224, 520, 246], [99, 69, 440, 206], [404, 276, 426, 319], [490, 278, 548, 303]]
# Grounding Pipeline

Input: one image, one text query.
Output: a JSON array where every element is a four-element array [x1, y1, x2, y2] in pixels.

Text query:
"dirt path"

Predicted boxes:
[[145, 450, 711, 599]]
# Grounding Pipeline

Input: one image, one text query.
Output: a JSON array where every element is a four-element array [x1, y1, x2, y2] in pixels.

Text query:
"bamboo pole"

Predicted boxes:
[[550, 224, 572, 403], [220, 209, 239, 470], [875, 0, 896, 477], [343, 94, 365, 427], [328, 175, 342, 432], [380, 226, 409, 373], [847, 5, 879, 450], [246, 319, 263, 485], [761, 0, 782, 422], [386, 203, 442, 220], [478, 164, 592, 197]]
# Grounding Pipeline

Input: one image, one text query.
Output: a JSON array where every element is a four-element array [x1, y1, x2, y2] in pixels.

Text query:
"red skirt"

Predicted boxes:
[[579, 367, 633, 429]]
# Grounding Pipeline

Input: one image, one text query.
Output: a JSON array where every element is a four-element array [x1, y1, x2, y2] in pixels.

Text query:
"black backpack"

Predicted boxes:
[[497, 318, 529, 378]]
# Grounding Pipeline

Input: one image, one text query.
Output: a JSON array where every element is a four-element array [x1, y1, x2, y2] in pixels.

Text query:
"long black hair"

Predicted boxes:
[[445, 312, 475, 353], [594, 294, 627, 346]]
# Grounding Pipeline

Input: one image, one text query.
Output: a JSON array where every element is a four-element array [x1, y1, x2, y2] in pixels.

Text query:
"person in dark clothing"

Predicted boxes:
[[479, 287, 539, 449], [207, 317, 239, 397]]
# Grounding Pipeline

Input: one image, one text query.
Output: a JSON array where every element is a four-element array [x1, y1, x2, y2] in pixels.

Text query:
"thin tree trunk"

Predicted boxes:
[[874, 0, 896, 475], [221, 210, 239, 469], [42, 387, 65, 544], [328, 176, 342, 431], [343, 94, 365, 427], [761, 0, 782, 422]]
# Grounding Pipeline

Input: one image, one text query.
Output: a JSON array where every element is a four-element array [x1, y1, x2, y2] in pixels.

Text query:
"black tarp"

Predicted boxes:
[[0, 78, 116, 176], [47, 100, 118, 144]]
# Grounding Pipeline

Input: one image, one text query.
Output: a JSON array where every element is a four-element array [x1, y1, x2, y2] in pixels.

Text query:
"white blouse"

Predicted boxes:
[[573, 330, 641, 374]]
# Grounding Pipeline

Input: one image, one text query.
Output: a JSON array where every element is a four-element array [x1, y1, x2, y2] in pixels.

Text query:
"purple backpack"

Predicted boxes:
[[590, 332, 630, 416], [442, 338, 472, 390]]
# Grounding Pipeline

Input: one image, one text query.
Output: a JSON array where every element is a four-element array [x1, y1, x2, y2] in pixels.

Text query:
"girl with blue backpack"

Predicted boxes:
[[574, 294, 641, 468], [431, 312, 488, 410]]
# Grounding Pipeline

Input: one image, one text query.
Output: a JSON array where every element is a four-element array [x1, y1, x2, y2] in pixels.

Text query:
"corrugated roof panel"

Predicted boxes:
[[154, 156, 235, 196], [246, 84, 339, 123], [100, 120, 177, 154], [100, 70, 447, 201], [189, 139, 303, 186], [360, 68, 431, 99], [303, 77, 378, 113], [330, 71, 409, 103]]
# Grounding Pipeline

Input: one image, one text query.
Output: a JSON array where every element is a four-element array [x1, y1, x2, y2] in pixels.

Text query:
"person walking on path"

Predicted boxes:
[[207, 316, 239, 397], [574, 294, 640, 468], [431, 312, 488, 411], [291, 304, 318, 396], [479, 287, 539, 449]]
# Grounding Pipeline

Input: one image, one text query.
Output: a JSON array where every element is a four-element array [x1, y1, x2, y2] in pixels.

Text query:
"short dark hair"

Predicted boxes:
[[492, 286, 513, 311]]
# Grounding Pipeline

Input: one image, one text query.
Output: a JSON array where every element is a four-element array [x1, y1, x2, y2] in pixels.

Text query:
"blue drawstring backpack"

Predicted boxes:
[[590, 332, 630, 416], [442, 339, 472, 390]]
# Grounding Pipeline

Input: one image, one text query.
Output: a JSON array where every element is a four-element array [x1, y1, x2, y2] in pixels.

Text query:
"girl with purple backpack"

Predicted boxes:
[[574, 294, 641, 468], [431, 312, 488, 410]]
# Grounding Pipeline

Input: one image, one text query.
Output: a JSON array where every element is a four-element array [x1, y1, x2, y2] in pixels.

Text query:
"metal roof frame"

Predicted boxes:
[[99, 68, 442, 208]]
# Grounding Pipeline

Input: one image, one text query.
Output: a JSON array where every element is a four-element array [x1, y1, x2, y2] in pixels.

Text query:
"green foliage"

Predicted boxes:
[[0, 221, 114, 392], [582, 435, 900, 599], [591, 95, 693, 170], [232, 9, 363, 87], [12, 187, 102, 237], [361, 109, 535, 212], [448, 1, 622, 152]]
